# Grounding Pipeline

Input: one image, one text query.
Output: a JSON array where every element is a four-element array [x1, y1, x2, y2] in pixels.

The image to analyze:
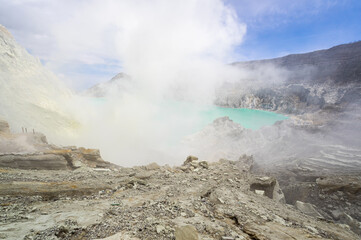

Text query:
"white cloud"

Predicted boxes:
[[226, 0, 345, 28]]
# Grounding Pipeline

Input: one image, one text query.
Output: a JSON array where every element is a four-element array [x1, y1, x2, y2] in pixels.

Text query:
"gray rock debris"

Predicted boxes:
[[181, 155, 209, 172], [1, 158, 360, 240]]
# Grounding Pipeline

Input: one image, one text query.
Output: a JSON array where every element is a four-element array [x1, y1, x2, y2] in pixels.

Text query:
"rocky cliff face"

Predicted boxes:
[[216, 41, 361, 114], [0, 118, 114, 170], [184, 115, 361, 174]]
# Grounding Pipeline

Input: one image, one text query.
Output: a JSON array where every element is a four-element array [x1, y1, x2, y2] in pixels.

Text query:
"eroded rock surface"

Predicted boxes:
[[0, 119, 115, 170], [0, 157, 359, 240]]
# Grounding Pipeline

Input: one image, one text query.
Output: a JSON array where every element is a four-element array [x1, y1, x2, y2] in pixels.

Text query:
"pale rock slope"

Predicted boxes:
[[0, 25, 79, 141]]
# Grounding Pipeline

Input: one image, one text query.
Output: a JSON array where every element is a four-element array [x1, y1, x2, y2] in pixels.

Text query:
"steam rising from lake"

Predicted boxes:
[[68, 0, 248, 166], [0, 1, 251, 166]]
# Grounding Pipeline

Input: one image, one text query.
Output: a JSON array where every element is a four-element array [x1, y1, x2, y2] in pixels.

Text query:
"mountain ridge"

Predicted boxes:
[[233, 40, 361, 85]]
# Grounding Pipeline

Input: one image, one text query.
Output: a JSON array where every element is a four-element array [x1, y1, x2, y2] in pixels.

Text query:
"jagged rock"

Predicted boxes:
[[199, 161, 209, 169], [175, 225, 199, 240], [236, 154, 254, 172], [219, 41, 361, 114], [184, 155, 198, 165], [145, 162, 160, 170], [295, 201, 324, 219], [250, 176, 285, 203]]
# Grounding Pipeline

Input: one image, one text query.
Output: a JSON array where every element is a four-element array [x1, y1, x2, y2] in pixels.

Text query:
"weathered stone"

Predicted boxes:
[[183, 155, 198, 165], [0, 154, 69, 170], [221, 237, 235, 240], [236, 154, 254, 172], [175, 225, 199, 240], [255, 190, 265, 196], [145, 162, 160, 170], [331, 209, 343, 220], [250, 176, 285, 203], [156, 225, 165, 233], [295, 201, 324, 219], [199, 161, 209, 169]]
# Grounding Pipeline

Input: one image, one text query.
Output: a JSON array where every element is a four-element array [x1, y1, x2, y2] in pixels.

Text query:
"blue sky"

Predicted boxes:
[[0, 0, 360, 90], [227, 0, 361, 60]]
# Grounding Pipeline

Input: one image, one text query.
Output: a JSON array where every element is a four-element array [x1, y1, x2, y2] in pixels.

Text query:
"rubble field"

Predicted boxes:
[[0, 156, 360, 240]]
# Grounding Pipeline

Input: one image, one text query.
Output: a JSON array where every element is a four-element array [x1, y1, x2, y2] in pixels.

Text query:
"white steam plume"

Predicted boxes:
[[1, 0, 247, 166], [70, 0, 247, 166]]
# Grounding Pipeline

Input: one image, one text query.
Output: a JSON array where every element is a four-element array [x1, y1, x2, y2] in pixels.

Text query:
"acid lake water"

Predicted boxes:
[[90, 97, 287, 143], [202, 106, 287, 130], [158, 100, 288, 131]]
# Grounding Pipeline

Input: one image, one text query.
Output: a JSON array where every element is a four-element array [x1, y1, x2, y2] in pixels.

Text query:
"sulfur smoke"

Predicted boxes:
[[0, 1, 249, 166], [73, 0, 247, 166]]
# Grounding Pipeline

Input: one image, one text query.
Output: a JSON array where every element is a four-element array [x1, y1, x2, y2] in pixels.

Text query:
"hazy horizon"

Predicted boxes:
[[0, 0, 360, 90]]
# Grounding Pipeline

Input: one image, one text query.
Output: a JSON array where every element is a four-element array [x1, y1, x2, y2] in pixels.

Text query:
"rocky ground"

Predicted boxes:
[[0, 155, 360, 240]]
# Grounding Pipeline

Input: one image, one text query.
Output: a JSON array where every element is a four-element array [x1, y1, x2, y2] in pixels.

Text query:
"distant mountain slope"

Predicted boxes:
[[82, 73, 133, 97], [233, 41, 361, 85], [216, 41, 361, 114]]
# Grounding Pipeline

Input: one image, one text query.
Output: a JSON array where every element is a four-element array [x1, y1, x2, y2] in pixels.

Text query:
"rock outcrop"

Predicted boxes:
[[249, 176, 286, 203], [0, 119, 114, 170]]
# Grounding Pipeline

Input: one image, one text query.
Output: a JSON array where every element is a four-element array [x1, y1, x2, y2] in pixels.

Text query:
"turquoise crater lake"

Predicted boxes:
[[90, 98, 288, 135], [159, 100, 288, 131], [202, 106, 288, 130]]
